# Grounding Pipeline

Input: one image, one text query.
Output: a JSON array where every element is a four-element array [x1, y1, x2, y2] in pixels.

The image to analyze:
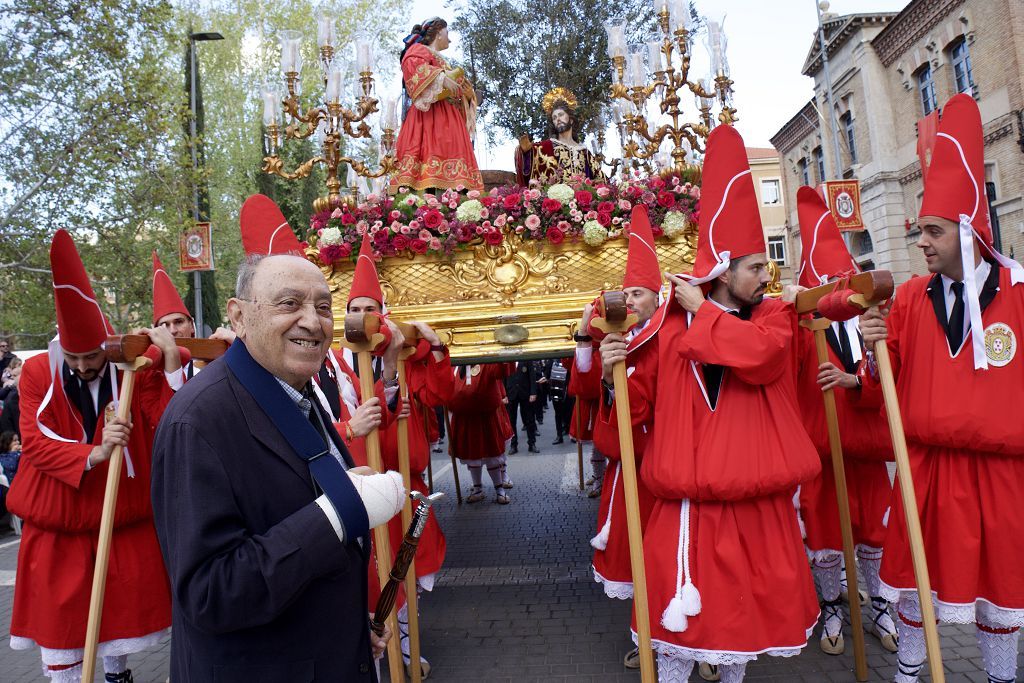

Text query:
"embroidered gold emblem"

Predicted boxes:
[[983, 322, 1016, 367]]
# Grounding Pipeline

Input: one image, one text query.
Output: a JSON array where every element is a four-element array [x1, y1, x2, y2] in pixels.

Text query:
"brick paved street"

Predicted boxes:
[[0, 410, 1017, 681]]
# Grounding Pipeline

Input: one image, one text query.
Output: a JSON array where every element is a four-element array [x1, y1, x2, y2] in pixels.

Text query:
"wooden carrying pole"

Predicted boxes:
[[443, 407, 462, 504], [343, 314, 403, 683], [575, 399, 585, 490], [420, 400, 435, 493], [802, 318, 868, 681], [81, 352, 152, 683], [796, 271, 944, 683], [590, 292, 655, 683], [395, 327, 423, 683]]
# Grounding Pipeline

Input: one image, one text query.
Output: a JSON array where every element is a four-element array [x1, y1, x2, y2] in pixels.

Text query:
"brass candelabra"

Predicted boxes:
[[605, 8, 738, 175], [261, 24, 398, 213]]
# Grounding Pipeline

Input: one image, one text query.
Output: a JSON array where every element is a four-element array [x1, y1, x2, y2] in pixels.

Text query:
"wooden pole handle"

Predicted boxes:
[[874, 340, 945, 682], [611, 361, 655, 683], [354, 350, 403, 683], [811, 328, 868, 680], [575, 399, 584, 491], [81, 357, 148, 683], [395, 360, 423, 683]]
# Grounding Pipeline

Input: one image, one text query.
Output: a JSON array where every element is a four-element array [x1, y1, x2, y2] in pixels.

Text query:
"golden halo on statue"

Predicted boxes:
[[542, 87, 578, 115]]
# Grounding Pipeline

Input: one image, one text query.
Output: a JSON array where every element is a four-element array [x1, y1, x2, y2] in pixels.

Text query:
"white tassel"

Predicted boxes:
[[661, 596, 689, 632], [590, 518, 611, 550], [680, 581, 702, 616], [882, 507, 890, 528]]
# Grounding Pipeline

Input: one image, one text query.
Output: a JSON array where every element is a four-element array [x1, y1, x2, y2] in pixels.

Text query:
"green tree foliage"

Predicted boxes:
[[453, 0, 664, 146], [0, 0, 189, 346]]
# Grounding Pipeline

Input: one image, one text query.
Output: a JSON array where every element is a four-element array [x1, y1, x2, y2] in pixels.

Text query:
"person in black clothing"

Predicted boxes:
[[0, 339, 14, 376], [532, 360, 550, 425], [548, 358, 574, 444], [0, 360, 20, 438], [504, 361, 538, 453]]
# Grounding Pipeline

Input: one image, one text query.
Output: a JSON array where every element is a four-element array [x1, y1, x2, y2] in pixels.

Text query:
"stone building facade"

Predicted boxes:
[[746, 147, 793, 283], [770, 0, 1024, 285]]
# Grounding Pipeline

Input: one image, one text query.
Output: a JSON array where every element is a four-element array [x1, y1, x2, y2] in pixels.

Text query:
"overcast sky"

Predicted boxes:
[[397, 0, 909, 169]]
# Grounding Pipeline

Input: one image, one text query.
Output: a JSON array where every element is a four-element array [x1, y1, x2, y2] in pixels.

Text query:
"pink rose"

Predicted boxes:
[[401, 225, 412, 234], [438, 222, 450, 234], [618, 199, 632, 211], [525, 214, 541, 230], [331, 208, 344, 219], [596, 186, 612, 198], [494, 215, 507, 228], [429, 237, 442, 250], [409, 220, 420, 230], [557, 220, 570, 232], [468, 190, 481, 199], [419, 229, 432, 241], [480, 208, 490, 219], [389, 210, 402, 221]]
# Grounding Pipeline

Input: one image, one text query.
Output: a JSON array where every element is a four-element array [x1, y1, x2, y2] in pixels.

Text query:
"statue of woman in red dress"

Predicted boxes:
[[391, 18, 484, 193]]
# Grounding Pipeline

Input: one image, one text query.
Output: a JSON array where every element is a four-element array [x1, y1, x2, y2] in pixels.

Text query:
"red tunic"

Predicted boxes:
[[861, 267, 1024, 624], [391, 44, 483, 192], [380, 349, 451, 580], [569, 350, 601, 442], [638, 299, 821, 664], [590, 332, 657, 598], [795, 324, 892, 556], [446, 364, 512, 461], [9, 353, 173, 650]]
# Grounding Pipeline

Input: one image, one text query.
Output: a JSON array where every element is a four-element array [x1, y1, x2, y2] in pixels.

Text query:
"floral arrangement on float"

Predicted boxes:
[[308, 172, 701, 265]]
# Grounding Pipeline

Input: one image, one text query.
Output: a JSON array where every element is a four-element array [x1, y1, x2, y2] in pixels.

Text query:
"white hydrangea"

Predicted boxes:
[[547, 183, 574, 203], [455, 199, 484, 222], [582, 220, 608, 246], [662, 211, 688, 237], [320, 227, 343, 246]]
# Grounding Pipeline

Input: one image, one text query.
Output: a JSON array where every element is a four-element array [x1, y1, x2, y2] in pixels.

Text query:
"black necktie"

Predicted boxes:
[[318, 365, 342, 420], [947, 281, 965, 351], [836, 323, 855, 372]]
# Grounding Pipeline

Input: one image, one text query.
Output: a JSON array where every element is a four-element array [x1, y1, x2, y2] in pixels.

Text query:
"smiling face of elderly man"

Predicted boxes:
[[227, 254, 334, 390]]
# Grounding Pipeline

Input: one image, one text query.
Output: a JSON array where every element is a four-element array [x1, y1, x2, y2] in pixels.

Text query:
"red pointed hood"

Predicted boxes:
[[683, 125, 765, 284], [796, 186, 859, 287], [50, 229, 113, 353], [623, 205, 662, 293], [152, 250, 190, 324], [347, 233, 384, 308], [919, 93, 991, 244], [239, 194, 304, 256]]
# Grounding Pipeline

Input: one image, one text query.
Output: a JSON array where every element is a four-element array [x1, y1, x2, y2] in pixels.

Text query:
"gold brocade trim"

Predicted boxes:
[[406, 62, 443, 101], [529, 141, 606, 185], [390, 154, 484, 191]]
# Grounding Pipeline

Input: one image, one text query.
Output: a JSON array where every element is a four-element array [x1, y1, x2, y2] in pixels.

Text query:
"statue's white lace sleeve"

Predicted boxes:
[[413, 73, 447, 112]]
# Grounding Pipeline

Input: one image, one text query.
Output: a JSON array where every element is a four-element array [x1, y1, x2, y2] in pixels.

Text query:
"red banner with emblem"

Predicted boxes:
[[917, 110, 940, 183], [823, 180, 864, 231], [179, 222, 214, 271]]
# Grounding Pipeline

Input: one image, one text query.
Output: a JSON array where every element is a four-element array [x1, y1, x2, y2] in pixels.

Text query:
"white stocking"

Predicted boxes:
[[894, 593, 926, 683], [468, 464, 483, 488], [656, 653, 694, 682], [977, 602, 1020, 683], [486, 463, 503, 490], [720, 662, 748, 683], [856, 544, 884, 598], [813, 553, 843, 601], [45, 664, 82, 683], [590, 447, 606, 479], [103, 655, 128, 674]]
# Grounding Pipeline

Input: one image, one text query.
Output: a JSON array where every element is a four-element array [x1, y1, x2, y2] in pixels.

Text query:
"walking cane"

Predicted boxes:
[[394, 322, 424, 683], [81, 335, 228, 683], [799, 316, 868, 681], [574, 399, 585, 491], [796, 272, 945, 683], [443, 407, 462, 504], [343, 313, 403, 683], [589, 291, 655, 683]]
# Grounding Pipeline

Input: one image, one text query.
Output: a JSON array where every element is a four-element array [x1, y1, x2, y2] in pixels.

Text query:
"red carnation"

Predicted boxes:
[[546, 226, 565, 244], [574, 190, 593, 207], [657, 191, 676, 208], [542, 198, 562, 213], [502, 193, 522, 210], [409, 238, 429, 254], [423, 209, 443, 229], [484, 230, 504, 246]]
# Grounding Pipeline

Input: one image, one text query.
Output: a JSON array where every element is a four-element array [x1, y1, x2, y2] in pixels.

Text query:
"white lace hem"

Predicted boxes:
[[631, 624, 815, 666], [10, 628, 169, 665], [413, 72, 447, 112], [805, 547, 843, 564], [593, 566, 634, 600], [417, 573, 436, 593], [879, 580, 1024, 628]]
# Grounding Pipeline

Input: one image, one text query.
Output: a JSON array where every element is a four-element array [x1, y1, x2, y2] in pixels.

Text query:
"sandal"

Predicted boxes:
[[466, 486, 485, 503], [698, 662, 720, 681], [623, 648, 640, 670], [404, 657, 431, 679], [495, 492, 511, 505]]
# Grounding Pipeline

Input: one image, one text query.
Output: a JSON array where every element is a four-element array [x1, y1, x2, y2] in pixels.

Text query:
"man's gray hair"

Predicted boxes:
[[235, 254, 269, 300]]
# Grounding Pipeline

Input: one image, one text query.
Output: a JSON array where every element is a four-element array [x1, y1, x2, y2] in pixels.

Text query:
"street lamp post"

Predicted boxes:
[[815, 0, 843, 180], [189, 31, 223, 337]]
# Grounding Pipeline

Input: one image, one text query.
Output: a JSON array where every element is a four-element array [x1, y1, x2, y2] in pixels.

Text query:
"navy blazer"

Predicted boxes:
[[151, 358, 376, 682]]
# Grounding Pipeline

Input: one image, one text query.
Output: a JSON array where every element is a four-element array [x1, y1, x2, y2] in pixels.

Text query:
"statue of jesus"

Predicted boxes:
[[515, 88, 606, 187]]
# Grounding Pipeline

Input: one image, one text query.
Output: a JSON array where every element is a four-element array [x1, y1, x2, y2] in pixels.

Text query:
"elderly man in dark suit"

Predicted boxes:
[[152, 253, 407, 682]]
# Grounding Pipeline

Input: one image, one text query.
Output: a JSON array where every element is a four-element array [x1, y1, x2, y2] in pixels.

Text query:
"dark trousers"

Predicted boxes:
[[435, 406, 446, 439], [533, 389, 548, 423], [552, 396, 575, 437], [506, 398, 536, 448]]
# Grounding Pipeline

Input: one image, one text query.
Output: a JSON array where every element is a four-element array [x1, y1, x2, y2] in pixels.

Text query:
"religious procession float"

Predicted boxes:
[[259, 10, 758, 361]]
